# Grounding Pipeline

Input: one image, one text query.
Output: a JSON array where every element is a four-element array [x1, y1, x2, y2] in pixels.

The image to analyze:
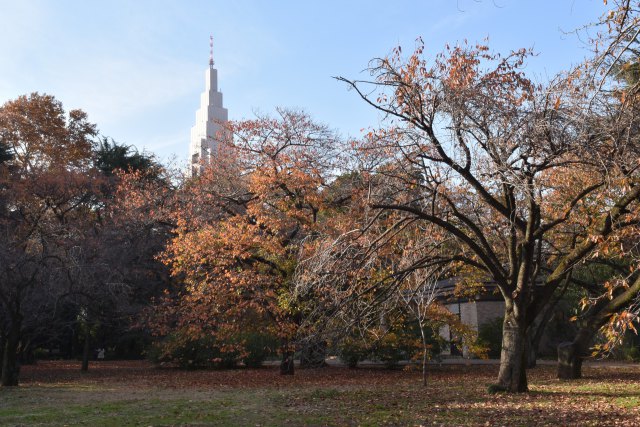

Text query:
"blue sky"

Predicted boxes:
[[0, 0, 608, 164]]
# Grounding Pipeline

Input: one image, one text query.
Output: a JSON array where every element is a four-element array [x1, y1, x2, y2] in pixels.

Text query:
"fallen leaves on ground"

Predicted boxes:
[[7, 360, 640, 426]]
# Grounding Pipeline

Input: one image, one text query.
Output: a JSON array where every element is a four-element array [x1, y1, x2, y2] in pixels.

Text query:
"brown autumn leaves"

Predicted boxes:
[[2, 0, 640, 393]]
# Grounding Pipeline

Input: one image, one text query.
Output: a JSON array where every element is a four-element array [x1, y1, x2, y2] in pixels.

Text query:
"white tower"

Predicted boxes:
[[189, 36, 228, 176]]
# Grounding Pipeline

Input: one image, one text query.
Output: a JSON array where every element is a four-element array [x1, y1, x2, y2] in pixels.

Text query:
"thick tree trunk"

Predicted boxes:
[[496, 311, 528, 392], [280, 349, 294, 375], [526, 332, 539, 369], [557, 327, 592, 379], [526, 335, 537, 369], [81, 330, 91, 372], [528, 274, 571, 369], [526, 311, 552, 369], [557, 342, 582, 379], [1, 323, 21, 386]]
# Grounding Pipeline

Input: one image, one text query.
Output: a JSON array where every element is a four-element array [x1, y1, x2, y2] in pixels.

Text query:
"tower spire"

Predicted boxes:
[[209, 35, 214, 68], [190, 36, 228, 177]]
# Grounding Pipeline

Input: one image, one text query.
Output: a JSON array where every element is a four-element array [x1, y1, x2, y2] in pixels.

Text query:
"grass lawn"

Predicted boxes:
[[1, 360, 639, 426]]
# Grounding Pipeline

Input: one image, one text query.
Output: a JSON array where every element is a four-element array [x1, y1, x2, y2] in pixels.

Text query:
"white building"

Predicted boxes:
[[436, 278, 505, 358], [189, 37, 228, 176]]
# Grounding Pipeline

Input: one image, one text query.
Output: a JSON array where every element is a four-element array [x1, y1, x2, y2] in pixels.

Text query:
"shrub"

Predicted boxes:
[[241, 331, 278, 368], [622, 345, 640, 362], [147, 332, 238, 369], [612, 333, 640, 362], [337, 336, 370, 368], [372, 332, 407, 368], [370, 331, 422, 368], [110, 330, 151, 360], [148, 329, 278, 369]]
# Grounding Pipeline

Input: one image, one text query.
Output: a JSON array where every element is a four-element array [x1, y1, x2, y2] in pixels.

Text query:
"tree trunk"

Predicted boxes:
[[557, 342, 582, 379], [1, 322, 21, 386], [526, 310, 552, 369], [81, 329, 91, 372], [557, 275, 640, 380], [528, 274, 571, 369], [526, 335, 537, 369], [496, 311, 528, 392], [280, 341, 294, 375], [420, 327, 428, 387], [557, 327, 592, 379]]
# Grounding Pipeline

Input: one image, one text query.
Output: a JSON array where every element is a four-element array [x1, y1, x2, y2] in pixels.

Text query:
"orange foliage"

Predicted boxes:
[[141, 109, 347, 359]]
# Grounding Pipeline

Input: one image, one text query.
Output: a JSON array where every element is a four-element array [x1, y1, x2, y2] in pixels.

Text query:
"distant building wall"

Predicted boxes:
[[476, 301, 504, 327], [438, 299, 505, 357], [460, 301, 478, 331]]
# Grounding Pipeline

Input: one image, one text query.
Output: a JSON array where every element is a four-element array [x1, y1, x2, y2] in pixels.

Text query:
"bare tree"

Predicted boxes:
[[397, 262, 443, 386], [337, 30, 640, 391]]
